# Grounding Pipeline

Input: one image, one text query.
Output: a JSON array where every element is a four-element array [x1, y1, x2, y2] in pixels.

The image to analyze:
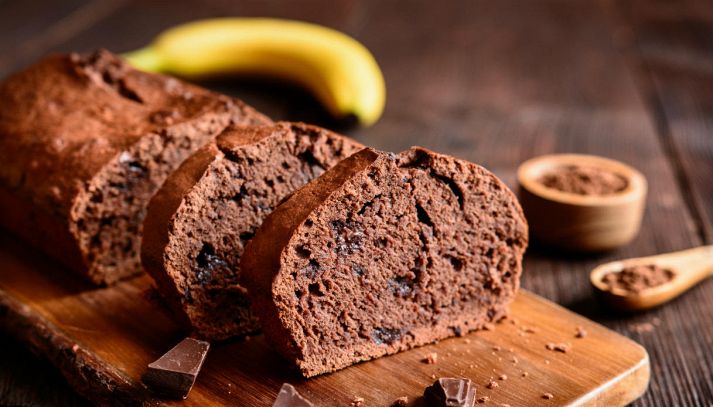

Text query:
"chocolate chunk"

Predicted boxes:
[[142, 338, 210, 399], [272, 384, 314, 407], [424, 377, 476, 407]]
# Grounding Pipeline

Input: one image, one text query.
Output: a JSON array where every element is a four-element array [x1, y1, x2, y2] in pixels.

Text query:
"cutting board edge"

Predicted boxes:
[[0, 285, 651, 407], [571, 352, 650, 406], [0, 288, 159, 407], [522, 291, 651, 405]]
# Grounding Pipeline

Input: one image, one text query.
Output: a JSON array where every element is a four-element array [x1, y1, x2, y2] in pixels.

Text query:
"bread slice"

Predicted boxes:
[[241, 147, 528, 377], [0, 50, 269, 284], [141, 122, 363, 340]]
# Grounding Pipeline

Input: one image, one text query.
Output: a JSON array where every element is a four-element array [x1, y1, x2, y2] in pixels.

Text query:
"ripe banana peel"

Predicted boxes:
[[124, 18, 386, 126]]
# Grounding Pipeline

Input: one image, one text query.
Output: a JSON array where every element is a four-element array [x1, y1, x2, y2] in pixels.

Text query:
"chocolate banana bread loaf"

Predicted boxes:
[[0, 50, 269, 284], [241, 147, 528, 377], [141, 122, 362, 340]]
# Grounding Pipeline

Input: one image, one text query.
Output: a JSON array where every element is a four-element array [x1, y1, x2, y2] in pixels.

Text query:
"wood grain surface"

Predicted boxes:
[[0, 0, 711, 406], [0, 233, 649, 406]]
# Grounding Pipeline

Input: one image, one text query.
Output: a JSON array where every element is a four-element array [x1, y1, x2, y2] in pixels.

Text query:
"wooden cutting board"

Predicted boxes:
[[0, 234, 649, 406]]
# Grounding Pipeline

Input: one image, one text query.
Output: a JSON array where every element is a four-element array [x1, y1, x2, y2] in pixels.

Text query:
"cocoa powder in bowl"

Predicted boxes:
[[602, 264, 675, 294], [539, 165, 628, 196]]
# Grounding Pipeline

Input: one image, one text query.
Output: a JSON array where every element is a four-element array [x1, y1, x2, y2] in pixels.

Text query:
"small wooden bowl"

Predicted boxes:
[[517, 154, 647, 252]]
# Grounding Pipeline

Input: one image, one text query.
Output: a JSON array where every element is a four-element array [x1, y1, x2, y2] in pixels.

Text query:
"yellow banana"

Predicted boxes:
[[124, 18, 385, 126]]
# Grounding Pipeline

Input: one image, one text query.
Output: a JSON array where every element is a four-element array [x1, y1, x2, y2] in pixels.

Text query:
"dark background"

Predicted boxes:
[[1, 0, 712, 405]]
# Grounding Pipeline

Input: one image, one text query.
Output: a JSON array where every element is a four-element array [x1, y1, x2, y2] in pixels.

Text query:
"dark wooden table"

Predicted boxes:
[[1, 0, 712, 405]]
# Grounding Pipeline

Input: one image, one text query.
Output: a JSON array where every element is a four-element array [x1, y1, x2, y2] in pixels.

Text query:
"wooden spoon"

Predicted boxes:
[[590, 245, 713, 311]]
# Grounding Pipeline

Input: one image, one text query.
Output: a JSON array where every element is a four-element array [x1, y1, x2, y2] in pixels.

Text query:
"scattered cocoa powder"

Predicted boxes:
[[602, 264, 675, 294], [539, 164, 628, 195], [629, 321, 659, 334]]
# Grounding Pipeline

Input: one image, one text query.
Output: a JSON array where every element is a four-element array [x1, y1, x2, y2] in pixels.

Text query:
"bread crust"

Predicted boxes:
[[142, 143, 222, 327], [0, 50, 269, 283], [242, 149, 379, 356]]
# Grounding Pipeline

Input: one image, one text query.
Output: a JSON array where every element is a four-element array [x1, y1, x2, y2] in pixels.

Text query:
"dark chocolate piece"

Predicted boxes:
[[142, 338, 210, 399], [424, 377, 476, 407], [272, 383, 314, 407]]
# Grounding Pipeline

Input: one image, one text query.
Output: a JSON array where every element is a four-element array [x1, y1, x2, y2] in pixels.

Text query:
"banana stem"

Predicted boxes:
[[122, 47, 165, 73]]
